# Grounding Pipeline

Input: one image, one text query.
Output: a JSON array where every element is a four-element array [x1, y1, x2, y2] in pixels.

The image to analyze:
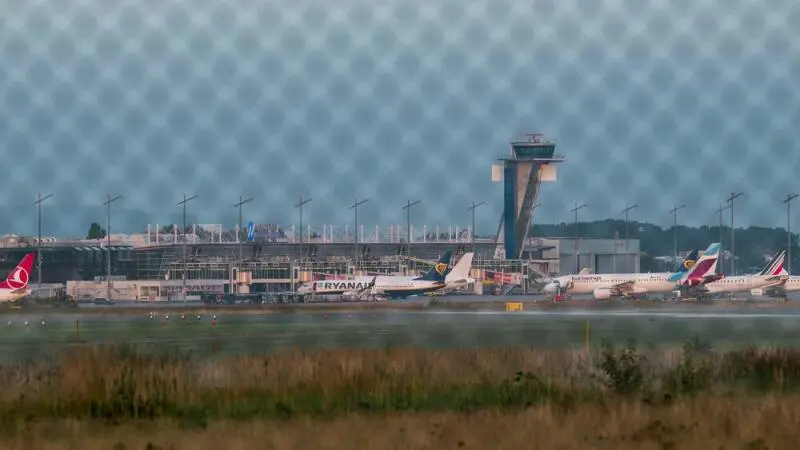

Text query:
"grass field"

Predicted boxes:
[[0, 342, 798, 447], [1, 310, 800, 364], [1, 396, 796, 449]]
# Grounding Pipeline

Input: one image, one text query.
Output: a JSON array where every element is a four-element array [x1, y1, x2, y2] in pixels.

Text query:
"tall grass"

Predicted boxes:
[[2, 341, 800, 424]]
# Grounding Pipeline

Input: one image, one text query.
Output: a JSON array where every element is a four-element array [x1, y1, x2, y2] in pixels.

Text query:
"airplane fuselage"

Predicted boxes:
[[301, 276, 445, 298], [557, 272, 677, 296], [703, 275, 787, 294], [0, 289, 31, 303]]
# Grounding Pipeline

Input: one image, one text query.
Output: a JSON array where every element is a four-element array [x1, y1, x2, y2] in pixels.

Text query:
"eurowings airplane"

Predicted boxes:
[[694, 250, 788, 298], [0, 253, 36, 302], [542, 246, 716, 300], [296, 250, 453, 299]]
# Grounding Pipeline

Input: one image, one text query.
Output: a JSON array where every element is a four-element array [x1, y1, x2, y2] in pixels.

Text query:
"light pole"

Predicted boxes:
[[350, 198, 369, 261], [177, 193, 197, 302], [669, 203, 686, 271], [467, 201, 486, 255], [569, 202, 588, 273], [715, 204, 730, 268], [294, 195, 312, 260], [785, 194, 799, 275], [402, 200, 421, 259], [32, 192, 53, 289], [621, 203, 639, 252], [727, 192, 744, 275], [234, 195, 254, 263], [103, 193, 122, 301]]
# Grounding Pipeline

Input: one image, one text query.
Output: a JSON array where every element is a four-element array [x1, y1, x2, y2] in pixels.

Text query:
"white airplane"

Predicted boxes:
[[0, 253, 36, 302], [296, 250, 455, 299], [752, 271, 800, 299], [543, 245, 719, 300], [696, 250, 788, 298], [429, 252, 475, 293]]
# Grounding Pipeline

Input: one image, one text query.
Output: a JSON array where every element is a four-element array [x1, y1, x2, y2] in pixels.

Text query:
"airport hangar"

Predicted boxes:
[[0, 134, 639, 300]]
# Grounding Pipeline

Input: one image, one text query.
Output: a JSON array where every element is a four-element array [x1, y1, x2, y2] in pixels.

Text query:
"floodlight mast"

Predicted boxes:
[[33, 192, 54, 288], [785, 194, 799, 275], [295, 196, 312, 260], [669, 203, 687, 271], [234, 195, 254, 263], [177, 194, 198, 302], [467, 201, 486, 255], [726, 192, 744, 275], [350, 198, 369, 260], [103, 193, 123, 301], [402, 200, 421, 259], [569, 202, 588, 273]]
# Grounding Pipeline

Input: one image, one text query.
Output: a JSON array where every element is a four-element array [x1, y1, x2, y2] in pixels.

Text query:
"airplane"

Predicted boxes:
[[296, 250, 453, 299], [671, 243, 724, 291], [750, 251, 797, 299], [430, 252, 475, 293], [692, 250, 788, 299], [0, 253, 36, 302], [542, 246, 716, 300]]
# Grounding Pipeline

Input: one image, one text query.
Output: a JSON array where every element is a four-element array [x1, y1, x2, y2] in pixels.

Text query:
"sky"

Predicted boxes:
[[1, 0, 799, 236]]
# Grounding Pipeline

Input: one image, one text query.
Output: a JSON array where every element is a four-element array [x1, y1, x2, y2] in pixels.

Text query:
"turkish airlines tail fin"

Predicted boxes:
[[0, 253, 36, 291]]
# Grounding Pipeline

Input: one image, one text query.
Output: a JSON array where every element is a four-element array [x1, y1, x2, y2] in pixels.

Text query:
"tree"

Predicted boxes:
[[87, 222, 106, 240]]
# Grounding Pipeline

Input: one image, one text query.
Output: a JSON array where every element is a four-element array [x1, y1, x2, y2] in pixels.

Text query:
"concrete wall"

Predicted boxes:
[[550, 238, 640, 275]]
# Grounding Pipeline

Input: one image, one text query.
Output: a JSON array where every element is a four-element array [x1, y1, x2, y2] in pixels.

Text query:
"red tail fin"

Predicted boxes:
[[771, 252, 786, 276], [0, 253, 36, 291]]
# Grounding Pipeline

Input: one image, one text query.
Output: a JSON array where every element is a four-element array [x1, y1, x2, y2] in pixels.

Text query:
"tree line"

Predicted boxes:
[[532, 219, 795, 273]]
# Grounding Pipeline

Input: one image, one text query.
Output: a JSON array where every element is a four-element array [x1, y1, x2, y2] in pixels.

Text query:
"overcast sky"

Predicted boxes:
[[2, 0, 798, 236]]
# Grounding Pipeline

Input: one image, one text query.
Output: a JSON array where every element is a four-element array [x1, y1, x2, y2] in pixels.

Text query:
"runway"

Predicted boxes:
[[1, 306, 800, 363]]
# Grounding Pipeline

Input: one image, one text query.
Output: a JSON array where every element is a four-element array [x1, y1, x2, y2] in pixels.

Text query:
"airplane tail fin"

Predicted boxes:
[[667, 249, 700, 281], [445, 252, 474, 283], [765, 250, 786, 276], [759, 250, 786, 276], [679, 249, 699, 273], [417, 250, 452, 282], [0, 252, 36, 291], [682, 243, 721, 279]]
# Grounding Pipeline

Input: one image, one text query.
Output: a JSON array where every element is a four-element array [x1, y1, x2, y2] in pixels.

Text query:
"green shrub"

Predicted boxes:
[[598, 339, 645, 395]]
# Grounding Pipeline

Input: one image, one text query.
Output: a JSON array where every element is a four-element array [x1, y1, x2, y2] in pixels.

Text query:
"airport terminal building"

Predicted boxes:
[[0, 235, 639, 301], [0, 134, 639, 301]]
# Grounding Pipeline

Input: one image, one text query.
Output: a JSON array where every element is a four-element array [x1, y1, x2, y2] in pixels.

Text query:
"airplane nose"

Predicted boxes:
[[543, 282, 556, 293]]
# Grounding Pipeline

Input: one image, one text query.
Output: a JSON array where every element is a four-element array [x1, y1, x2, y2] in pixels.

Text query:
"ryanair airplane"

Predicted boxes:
[[297, 250, 474, 299]]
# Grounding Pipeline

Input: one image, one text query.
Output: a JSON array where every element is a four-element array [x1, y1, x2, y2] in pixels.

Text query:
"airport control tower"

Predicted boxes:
[[493, 134, 565, 260]]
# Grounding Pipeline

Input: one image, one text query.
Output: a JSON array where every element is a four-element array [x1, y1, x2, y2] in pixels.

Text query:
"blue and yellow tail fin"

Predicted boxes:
[[667, 249, 699, 282], [416, 250, 453, 282]]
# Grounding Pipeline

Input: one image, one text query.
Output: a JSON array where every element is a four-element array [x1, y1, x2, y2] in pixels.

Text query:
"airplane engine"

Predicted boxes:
[[592, 288, 613, 300], [750, 288, 764, 297]]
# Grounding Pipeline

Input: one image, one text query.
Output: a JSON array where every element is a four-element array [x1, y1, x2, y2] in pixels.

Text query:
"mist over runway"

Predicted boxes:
[[1, 301, 800, 363]]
